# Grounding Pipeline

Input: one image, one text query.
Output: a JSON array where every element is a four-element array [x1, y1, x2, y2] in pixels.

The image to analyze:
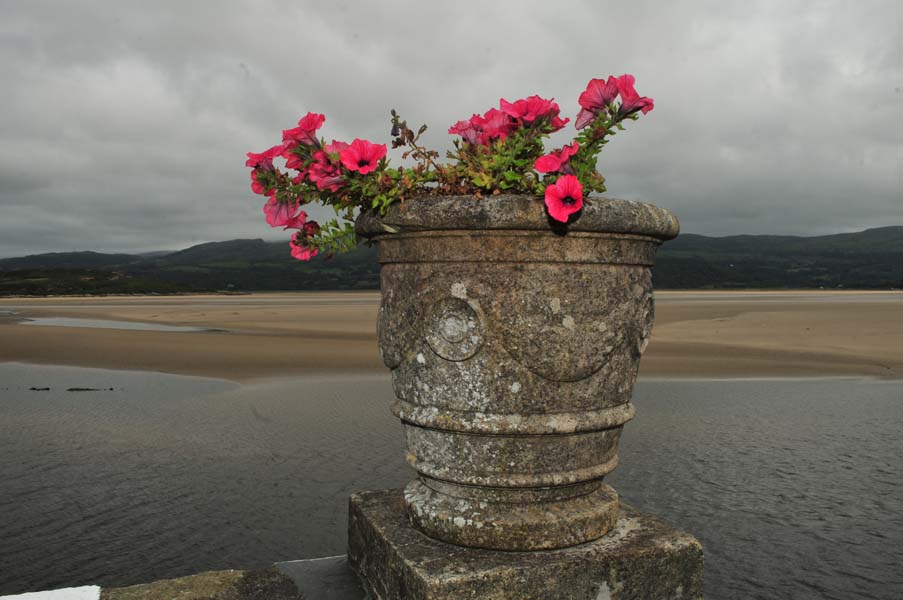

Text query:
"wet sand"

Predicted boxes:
[[1, 291, 902, 380]]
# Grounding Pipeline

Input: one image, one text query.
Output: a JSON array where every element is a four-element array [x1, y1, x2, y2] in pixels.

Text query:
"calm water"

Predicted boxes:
[[0, 364, 901, 599], [19, 317, 214, 332]]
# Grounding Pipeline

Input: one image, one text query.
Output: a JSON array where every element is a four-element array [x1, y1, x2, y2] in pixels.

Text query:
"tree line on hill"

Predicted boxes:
[[1, 226, 901, 295]]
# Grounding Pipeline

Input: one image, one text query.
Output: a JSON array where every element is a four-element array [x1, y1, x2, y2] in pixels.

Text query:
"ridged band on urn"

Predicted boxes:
[[357, 195, 678, 551]]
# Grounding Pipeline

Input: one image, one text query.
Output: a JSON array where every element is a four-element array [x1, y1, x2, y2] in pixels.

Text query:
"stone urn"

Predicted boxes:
[[355, 194, 678, 551]]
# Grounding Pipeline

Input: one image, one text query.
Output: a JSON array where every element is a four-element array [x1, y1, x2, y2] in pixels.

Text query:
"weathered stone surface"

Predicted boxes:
[[347, 489, 703, 600], [404, 480, 619, 551], [354, 195, 678, 551], [100, 567, 303, 600], [355, 194, 680, 239]]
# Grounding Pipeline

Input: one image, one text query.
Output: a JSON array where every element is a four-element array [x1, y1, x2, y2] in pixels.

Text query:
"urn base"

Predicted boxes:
[[404, 478, 620, 551], [348, 488, 704, 600]]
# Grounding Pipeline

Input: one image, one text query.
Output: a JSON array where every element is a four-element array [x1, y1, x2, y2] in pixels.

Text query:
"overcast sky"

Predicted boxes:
[[1, 0, 901, 257]]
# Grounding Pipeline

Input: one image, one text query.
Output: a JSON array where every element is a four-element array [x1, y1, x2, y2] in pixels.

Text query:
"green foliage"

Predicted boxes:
[[446, 125, 545, 195], [309, 219, 358, 257]]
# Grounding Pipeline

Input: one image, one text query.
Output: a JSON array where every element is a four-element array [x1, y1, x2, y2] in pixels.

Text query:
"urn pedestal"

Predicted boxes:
[[348, 195, 702, 599]]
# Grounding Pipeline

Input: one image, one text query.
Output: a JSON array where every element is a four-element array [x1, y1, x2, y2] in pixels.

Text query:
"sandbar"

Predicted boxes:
[[1, 291, 901, 381]]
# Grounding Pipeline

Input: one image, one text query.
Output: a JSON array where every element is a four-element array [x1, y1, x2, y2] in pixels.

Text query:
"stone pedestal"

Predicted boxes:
[[348, 490, 703, 600], [350, 196, 700, 598]]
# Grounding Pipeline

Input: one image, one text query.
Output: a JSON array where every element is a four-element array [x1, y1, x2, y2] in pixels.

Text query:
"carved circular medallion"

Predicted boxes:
[[425, 297, 484, 361]]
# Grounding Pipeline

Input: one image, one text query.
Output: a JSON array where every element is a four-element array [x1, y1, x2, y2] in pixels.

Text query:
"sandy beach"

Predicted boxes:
[[1, 291, 902, 381]]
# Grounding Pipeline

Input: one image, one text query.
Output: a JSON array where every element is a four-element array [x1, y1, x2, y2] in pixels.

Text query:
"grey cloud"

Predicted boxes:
[[1, 0, 901, 257]]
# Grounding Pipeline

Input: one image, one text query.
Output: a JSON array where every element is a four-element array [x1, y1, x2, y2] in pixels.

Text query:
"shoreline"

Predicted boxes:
[[2, 291, 902, 382], [1, 359, 897, 386]]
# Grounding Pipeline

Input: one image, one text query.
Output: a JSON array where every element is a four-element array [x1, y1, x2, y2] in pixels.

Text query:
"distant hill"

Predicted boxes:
[[0, 251, 142, 271], [129, 239, 379, 291], [654, 226, 903, 289], [1, 226, 902, 295]]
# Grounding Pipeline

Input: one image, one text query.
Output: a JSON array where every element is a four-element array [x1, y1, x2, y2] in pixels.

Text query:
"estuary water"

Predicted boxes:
[[18, 317, 213, 333], [0, 363, 901, 599]]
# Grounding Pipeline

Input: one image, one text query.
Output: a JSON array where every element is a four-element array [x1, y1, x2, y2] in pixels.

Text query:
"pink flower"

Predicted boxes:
[[549, 115, 570, 132], [449, 108, 516, 145], [282, 144, 307, 171], [579, 77, 619, 113], [614, 74, 654, 116], [449, 116, 481, 145], [283, 210, 308, 230], [282, 112, 325, 146], [245, 144, 286, 170], [302, 220, 320, 238], [324, 139, 350, 155], [575, 76, 619, 130], [480, 108, 513, 142], [263, 195, 300, 228], [290, 239, 318, 261], [534, 143, 580, 174], [500, 95, 561, 124], [303, 139, 350, 189], [247, 144, 286, 194], [339, 138, 387, 175], [544, 175, 584, 223], [574, 108, 596, 130], [499, 97, 527, 120], [250, 170, 273, 195], [298, 112, 326, 131], [284, 154, 304, 171], [307, 149, 345, 192], [289, 221, 321, 261]]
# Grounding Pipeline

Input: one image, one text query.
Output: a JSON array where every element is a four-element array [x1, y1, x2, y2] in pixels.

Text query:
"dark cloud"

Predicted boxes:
[[1, 0, 901, 257]]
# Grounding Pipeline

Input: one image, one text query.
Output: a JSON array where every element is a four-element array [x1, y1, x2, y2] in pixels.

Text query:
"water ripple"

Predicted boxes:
[[0, 366, 901, 598]]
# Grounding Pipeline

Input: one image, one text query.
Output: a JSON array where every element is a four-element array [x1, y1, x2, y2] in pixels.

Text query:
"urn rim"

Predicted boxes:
[[355, 194, 679, 240]]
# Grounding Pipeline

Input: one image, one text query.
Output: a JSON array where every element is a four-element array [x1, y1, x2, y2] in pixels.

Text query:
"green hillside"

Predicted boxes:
[[1, 226, 902, 295], [0, 251, 142, 271], [655, 226, 903, 289]]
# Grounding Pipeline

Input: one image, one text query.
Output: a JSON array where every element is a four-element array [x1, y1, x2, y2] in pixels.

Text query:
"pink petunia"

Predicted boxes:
[[245, 143, 286, 170], [324, 139, 350, 155], [534, 143, 580, 174], [448, 107, 517, 145], [339, 138, 387, 175], [449, 116, 482, 145], [282, 145, 306, 171], [574, 108, 597, 130], [309, 168, 343, 192], [289, 223, 321, 261], [250, 170, 273, 195], [579, 77, 619, 113], [290, 239, 319, 261], [282, 210, 308, 230], [500, 95, 561, 124], [262, 195, 300, 228], [499, 97, 527, 120], [544, 175, 584, 223], [302, 220, 321, 238], [614, 74, 654, 116], [307, 149, 345, 192], [284, 155, 304, 171], [282, 112, 325, 146], [480, 108, 513, 143], [549, 115, 570, 132], [574, 76, 620, 130]]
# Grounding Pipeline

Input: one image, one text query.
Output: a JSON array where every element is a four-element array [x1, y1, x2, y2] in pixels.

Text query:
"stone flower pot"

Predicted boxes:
[[356, 195, 678, 551]]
